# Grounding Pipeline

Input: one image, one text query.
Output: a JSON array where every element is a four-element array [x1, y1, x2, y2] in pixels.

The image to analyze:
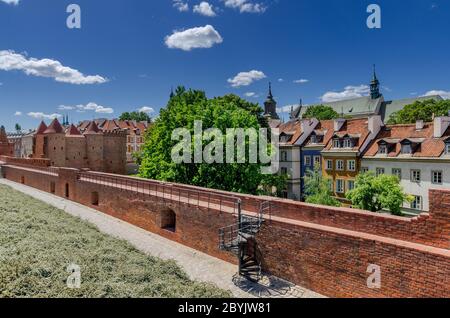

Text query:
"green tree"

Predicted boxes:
[[387, 99, 450, 124], [303, 105, 340, 120], [303, 165, 341, 207], [346, 172, 412, 216], [15, 123, 22, 133], [119, 111, 152, 123], [138, 87, 285, 195]]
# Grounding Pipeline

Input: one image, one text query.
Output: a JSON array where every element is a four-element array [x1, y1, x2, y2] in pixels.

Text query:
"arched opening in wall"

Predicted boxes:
[[21, 176, 25, 184], [50, 182, 56, 194], [91, 192, 99, 206], [65, 183, 70, 198], [160, 209, 176, 233]]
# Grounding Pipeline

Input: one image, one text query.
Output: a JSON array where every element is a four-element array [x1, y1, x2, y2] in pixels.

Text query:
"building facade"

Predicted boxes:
[[362, 116, 450, 214], [33, 119, 127, 174], [321, 116, 383, 204]]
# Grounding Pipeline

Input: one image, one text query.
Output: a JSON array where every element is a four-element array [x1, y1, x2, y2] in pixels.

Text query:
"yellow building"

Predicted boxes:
[[321, 117, 383, 204]]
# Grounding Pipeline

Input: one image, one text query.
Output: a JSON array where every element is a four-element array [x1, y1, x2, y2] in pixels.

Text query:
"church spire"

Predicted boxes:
[[264, 82, 279, 120], [370, 64, 381, 99]]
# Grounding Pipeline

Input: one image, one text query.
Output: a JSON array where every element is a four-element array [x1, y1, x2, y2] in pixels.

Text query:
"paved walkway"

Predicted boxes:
[[0, 178, 324, 298]]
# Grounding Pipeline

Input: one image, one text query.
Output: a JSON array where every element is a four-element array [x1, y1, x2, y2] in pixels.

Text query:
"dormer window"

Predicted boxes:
[[446, 142, 450, 154], [343, 138, 353, 148], [401, 143, 412, 154], [379, 144, 388, 154], [310, 135, 317, 144], [333, 139, 341, 148]]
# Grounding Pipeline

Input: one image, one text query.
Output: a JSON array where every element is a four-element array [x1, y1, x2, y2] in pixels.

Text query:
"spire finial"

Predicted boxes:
[[372, 64, 378, 81], [268, 82, 273, 98]]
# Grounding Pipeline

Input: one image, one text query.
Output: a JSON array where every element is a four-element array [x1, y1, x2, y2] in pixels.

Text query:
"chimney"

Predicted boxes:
[[434, 116, 450, 138], [334, 118, 346, 132], [416, 120, 424, 130], [368, 115, 383, 134]]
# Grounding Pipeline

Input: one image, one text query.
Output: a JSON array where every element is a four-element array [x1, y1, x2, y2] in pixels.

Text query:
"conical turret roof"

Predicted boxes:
[[84, 120, 101, 135], [66, 124, 82, 136], [43, 119, 64, 134], [36, 121, 48, 134]]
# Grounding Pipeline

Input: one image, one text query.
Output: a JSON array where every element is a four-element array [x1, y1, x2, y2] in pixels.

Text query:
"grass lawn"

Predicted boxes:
[[0, 184, 232, 298]]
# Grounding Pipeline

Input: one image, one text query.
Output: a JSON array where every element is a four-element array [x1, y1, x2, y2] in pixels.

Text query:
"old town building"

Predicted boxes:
[[0, 126, 14, 157], [362, 116, 450, 214]]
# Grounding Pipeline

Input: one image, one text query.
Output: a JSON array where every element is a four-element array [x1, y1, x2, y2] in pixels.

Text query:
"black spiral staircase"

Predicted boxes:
[[219, 201, 270, 282]]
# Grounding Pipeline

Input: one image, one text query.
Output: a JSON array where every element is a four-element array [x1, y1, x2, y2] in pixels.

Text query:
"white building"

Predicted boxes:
[[362, 117, 450, 214]]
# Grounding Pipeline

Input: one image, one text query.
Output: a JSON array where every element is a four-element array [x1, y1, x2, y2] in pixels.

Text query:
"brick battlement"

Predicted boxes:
[[1, 163, 449, 298]]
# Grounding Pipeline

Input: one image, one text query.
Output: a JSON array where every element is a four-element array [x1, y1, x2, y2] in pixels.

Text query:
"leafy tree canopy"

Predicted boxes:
[[15, 123, 22, 132], [387, 99, 450, 125], [346, 172, 413, 216], [303, 165, 341, 207], [119, 111, 152, 123], [302, 105, 340, 120], [138, 86, 284, 195]]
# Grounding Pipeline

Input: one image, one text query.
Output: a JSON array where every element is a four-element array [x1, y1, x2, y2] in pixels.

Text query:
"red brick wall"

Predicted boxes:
[[1, 164, 449, 298]]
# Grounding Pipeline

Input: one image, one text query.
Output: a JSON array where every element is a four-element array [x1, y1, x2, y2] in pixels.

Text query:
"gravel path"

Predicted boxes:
[[0, 178, 324, 298]]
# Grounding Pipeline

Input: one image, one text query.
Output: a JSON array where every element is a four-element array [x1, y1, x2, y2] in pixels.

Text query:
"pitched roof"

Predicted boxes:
[[293, 96, 383, 119], [363, 122, 450, 158], [323, 118, 371, 152], [302, 120, 335, 148], [43, 119, 64, 134], [66, 124, 82, 137], [381, 95, 443, 122], [279, 119, 303, 145], [36, 121, 48, 134], [84, 121, 101, 135]]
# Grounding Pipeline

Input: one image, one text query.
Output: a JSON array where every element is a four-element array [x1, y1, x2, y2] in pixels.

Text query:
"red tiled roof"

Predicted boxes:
[[279, 119, 303, 145], [323, 118, 370, 151], [43, 119, 64, 134], [364, 123, 449, 158]]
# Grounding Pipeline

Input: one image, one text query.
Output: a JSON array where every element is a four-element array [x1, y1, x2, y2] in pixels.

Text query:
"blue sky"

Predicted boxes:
[[0, 0, 449, 131]]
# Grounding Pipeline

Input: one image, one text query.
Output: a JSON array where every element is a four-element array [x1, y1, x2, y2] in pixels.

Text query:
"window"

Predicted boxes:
[[91, 192, 99, 206], [304, 156, 312, 166], [343, 138, 353, 148], [281, 151, 288, 162], [392, 169, 402, 180], [310, 135, 318, 144], [281, 167, 288, 175], [327, 180, 333, 191], [376, 168, 385, 176], [379, 144, 388, 154], [326, 160, 333, 170], [446, 143, 450, 154], [411, 170, 421, 183], [432, 171, 443, 185], [336, 180, 345, 193], [314, 156, 321, 167], [401, 143, 412, 154], [411, 196, 422, 210], [336, 160, 344, 171], [333, 139, 341, 148], [361, 167, 369, 173], [347, 160, 356, 171], [347, 180, 355, 192]]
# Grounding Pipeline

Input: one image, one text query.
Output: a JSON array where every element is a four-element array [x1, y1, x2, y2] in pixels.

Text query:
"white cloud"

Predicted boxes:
[[277, 105, 298, 114], [227, 70, 266, 87], [278, 78, 284, 82], [28, 112, 62, 120], [321, 85, 370, 103], [139, 106, 155, 114], [173, 0, 189, 12], [294, 79, 309, 84], [193, 2, 217, 17], [423, 90, 450, 100], [0, 50, 108, 85], [1, 0, 20, 5], [14, 111, 22, 116], [59, 102, 114, 114], [222, 0, 266, 13], [244, 92, 259, 98], [164, 25, 223, 51]]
